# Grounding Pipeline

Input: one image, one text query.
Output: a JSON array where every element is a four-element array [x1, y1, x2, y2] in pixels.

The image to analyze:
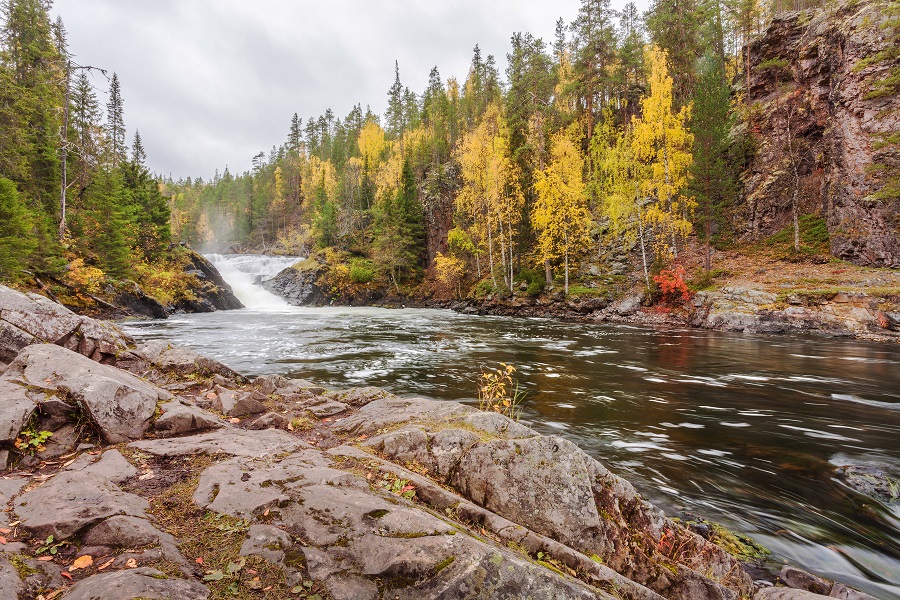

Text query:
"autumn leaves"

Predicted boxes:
[[453, 46, 694, 296]]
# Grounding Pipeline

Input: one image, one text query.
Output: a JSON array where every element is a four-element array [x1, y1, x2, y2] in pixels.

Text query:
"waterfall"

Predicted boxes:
[[206, 254, 300, 309]]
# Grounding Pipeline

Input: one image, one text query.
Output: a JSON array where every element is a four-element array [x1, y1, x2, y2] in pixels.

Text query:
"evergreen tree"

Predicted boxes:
[[106, 72, 126, 166], [570, 0, 617, 144], [689, 52, 734, 270], [0, 177, 36, 281], [386, 61, 405, 140], [645, 0, 703, 104], [288, 113, 303, 155]]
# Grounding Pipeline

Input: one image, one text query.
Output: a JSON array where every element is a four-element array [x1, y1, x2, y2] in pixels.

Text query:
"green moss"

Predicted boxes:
[[709, 523, 770, 562], [9, 554, 40, 579], [434, 555, 456, 573]]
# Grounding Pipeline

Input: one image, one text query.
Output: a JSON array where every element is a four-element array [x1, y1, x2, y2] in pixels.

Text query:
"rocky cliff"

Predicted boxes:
[[742, 0, 900, 266]]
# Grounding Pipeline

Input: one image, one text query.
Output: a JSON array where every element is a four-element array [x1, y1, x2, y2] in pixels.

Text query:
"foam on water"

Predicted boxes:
[[206, 253, 300, 309]]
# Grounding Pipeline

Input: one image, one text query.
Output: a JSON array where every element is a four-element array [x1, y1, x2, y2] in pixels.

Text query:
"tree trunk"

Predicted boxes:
[[638, 216, 650, 289]]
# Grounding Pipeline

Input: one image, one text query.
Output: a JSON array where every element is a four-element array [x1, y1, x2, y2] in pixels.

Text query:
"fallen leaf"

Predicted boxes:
[[37, 556, 54, 562], [0, 536, 6, 545], [263, 509, 269, 517], [0, 527, 10, 534], [206, 392, 217, 399], [195, 557, 204, 564], [125, 558, 137, 568], [263, 586, 273, 591], [229, 418, 241, 424], [62, 459, 75, 468], [97, 558, 115, 571], [247, 568, 258, 575], [322, 418, 332, 422], [138, 471, 154, 481], [245, 578, 263, 590], [69, 555, 93, 571], [60, 572, 72, 581]]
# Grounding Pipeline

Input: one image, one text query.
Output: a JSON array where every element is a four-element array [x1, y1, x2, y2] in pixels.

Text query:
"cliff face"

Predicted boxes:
[[742, 0, 899, 267]]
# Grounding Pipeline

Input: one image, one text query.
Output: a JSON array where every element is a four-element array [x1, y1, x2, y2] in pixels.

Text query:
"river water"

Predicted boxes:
[[124, 254, 900, 598]]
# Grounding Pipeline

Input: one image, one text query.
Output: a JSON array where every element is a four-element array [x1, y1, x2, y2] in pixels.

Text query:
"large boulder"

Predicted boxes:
[[172, 250, 243, 312], [0, 284, 137, 365], [192, 449, 625, 600], [2, 344, 170, 443], [353, 398, 753, 600]]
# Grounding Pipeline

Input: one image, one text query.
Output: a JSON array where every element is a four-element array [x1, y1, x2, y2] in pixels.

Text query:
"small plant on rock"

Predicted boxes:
[[14, 428, 52, 455], [478, 363, 525, 421]]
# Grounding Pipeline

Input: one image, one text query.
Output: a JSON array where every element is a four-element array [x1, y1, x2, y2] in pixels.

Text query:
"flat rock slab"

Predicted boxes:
[[192, 449, 615, 600], [137, 341, 241, 380], [332, 396, 534, 439], [14, 471, 148, 540], [0, 380, 36, 443], [154, 400, 225, 436], [65, 449, 138, 484], [2, 344, 170, 443], [60, 567, 208, 600], [0, 556, 22, 600], [0, 477, 27, 508], [129, 428, 306, 458]]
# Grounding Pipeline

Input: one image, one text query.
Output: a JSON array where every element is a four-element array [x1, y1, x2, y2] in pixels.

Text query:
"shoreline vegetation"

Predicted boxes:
[[0, 283, 889, 599]]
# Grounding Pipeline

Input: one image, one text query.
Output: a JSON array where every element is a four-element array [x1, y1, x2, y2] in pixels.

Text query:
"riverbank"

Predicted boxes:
[[0, 284, 888, 599], [261, 248, 900, 344]]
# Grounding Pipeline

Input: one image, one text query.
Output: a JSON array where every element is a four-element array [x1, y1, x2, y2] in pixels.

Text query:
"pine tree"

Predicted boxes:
[[386, 61, 405, 141], [0, 0, 63, 216], [106, 72, 126, 166], [570, 0, 617, 144], [645, 0, 703, 104], [288, 113, 303, 155]]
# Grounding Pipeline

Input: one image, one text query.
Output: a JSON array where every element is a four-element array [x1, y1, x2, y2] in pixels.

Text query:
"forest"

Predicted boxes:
[[1, 0, 897, 305]]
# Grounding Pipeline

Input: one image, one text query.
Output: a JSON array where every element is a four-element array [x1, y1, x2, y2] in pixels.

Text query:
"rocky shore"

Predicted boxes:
[[263, 260, 900, 344], [0, 284, 883, 599]]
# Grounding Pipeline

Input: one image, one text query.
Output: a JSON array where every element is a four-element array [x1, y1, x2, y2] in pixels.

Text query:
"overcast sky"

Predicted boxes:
[[53, 0, 648, 180]]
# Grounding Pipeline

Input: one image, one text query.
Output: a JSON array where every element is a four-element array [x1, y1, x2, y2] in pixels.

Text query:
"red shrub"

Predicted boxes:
[[653, 265, 692, 304]]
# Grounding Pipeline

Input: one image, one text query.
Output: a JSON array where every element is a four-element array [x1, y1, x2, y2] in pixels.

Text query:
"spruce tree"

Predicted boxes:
[[0, 177, 37, 282], [106, 72, 126, 166], [690, 52, 734, 270]]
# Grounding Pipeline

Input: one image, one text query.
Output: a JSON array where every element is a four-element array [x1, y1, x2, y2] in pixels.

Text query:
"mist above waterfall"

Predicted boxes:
[[206, 254, 300, 309]]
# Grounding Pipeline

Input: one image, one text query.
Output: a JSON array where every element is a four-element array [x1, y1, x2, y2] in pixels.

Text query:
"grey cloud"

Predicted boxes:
[[54, 0, 645, 179]]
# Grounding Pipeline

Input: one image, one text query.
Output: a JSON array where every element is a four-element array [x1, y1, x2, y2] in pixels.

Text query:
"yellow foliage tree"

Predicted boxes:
[[631, 45, 695, 260], [358, 119, 386, 168], [455, 102, 523, 290], [432, 251, 466, 299], [532, 130, 591, 294]]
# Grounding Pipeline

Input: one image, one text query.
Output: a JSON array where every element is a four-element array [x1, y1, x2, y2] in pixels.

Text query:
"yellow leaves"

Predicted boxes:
[[455, 102, 523, 258], [65, 258, 105, 295], [357, 119, 386, 167], [631, 45, 696, 257], [531, 131, 591, 264]]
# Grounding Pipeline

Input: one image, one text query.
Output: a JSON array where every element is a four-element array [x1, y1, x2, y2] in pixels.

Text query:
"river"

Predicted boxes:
[[123, 254, 900, 598]]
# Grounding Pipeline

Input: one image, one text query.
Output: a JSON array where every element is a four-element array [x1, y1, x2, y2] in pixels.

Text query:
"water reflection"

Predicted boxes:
[[125, 306, 900, 598]]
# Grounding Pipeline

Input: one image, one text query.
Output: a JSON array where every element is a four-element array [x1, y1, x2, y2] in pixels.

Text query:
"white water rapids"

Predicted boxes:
[[206, 253, 299, 309]]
